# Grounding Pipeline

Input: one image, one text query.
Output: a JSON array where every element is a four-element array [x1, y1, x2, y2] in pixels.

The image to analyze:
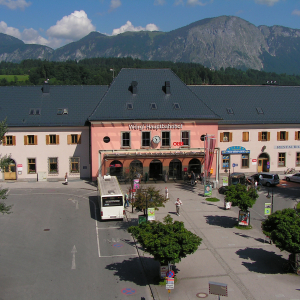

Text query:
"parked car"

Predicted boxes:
[[248, 172, 280, 187], [284, 173, 300, 183], [218, 172, 246, 194]]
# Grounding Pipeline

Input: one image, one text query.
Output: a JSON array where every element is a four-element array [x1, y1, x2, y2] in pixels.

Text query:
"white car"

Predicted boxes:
[[284, 173, 300, 183]]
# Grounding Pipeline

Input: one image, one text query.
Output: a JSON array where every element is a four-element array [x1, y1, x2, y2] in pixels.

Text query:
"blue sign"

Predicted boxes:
[[121, 288, 136, 295], [267, 165, 270, 169], [221, 146, 250, 155], [232, 163, 238, 167]]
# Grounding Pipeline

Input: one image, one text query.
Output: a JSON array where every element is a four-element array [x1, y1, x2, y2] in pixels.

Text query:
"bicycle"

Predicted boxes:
[[282, 254, 300, 275], [284, 168, 296, 174]]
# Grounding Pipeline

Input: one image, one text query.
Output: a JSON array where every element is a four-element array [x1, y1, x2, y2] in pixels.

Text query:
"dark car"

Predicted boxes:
[[248, 172, 279, 187]]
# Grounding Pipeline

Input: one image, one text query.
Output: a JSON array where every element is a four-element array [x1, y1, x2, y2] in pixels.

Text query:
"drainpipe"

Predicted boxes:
[[99, 151, 102, 178]]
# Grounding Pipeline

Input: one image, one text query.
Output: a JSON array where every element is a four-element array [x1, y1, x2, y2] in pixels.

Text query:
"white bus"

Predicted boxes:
[[97, 175, 124, 220]]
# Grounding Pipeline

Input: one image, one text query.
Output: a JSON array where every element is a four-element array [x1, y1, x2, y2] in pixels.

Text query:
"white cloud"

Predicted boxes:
[[112, 21, 159, 35], [187, 0, 213, 6], [110, 0, 121, 10], [292, 9, 300, 16], [0, 21, 21, 38], [254, 0, 279, 6], [46, 10, 96, 40], [174, 0, 184, 5], [0, 0, 31, 10], [154, 0, 166, 5]]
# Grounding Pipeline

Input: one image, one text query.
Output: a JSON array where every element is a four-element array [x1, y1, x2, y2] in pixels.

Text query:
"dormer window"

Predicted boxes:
[[57, 108, 68, 115], [256, 107, 264, 114], [173, 103, 180, 110], [29, 108, 41, 115], [127, 103, 133, 110], [226, 108, 234, 114], [150, 103, 157, 110]]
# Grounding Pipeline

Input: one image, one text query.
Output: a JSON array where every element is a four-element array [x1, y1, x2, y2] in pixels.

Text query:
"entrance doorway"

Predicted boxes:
[[258, 153, 270, 172], [169, 159, 182, 180], [188, 158, 202, 177], [109, 160, 123, 178], [129, 160, 143, 177], [4, 159, 16, 180], [149, 160, 162, 181]]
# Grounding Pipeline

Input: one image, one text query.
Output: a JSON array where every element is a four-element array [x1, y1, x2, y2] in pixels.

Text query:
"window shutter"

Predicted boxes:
[[46, 135, 50, 145], [2, 137, 6, 146], [34, 135, 37, 145], [258, 132, 262, 141], [229, 132, 232, 142], [67, 135, 71, 145], [56, 135, 59, 145], [220, 132, 224, 142], [77, 134, 81, 144], [267, 132, 270, 141], [296, 131, 299, 140], [12, 136, 16, 146], [243, 132, 249, 142], [286, 132, 289, 141], [24, 135, 28, 145], [277, 132, 280, 141]]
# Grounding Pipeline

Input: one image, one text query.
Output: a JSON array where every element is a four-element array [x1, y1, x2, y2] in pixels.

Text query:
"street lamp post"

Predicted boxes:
[[266, 187, 274, 213], [110, 68, 115, 79]]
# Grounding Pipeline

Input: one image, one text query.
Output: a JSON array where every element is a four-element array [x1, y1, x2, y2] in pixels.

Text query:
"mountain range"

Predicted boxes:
[[1, 15, 300, 75]]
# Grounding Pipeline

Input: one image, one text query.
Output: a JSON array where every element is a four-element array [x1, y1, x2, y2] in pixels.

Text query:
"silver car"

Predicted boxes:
[[285, 173, 300, 183]]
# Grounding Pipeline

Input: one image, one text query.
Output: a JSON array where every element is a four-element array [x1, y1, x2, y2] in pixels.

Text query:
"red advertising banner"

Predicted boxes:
[[205, 136, 216, 176]]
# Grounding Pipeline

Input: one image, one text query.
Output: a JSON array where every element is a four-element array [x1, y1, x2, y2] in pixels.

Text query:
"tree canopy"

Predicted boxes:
[[224, 184, 258, 211], [128, 214, 202, 265], [262, 208, 300, 254], [1, 57, 300, 86]]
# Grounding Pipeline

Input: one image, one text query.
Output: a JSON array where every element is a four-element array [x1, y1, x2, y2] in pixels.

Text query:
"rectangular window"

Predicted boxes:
[[3, 135, 16, 146], [222, 155, 230, 169], [46, 134, 59, 145], [24, 135, 37, 145], [142, 132, 151, 147], [121, 132, 130, 147], [295, 131, 300, 140], [241, 154, 249, 168], [49, 157, 58, 173], [278, 153, 286, 167], [277, 131, 289, 141], [28, 158, 36, 174], [67, 134, 81, 144], [296, 153, 300, 166], [220, 132, 232, 142], [181, 131, 190, 146], [242, 132, 249, 142], [70, 157, 80, 173], [162, 131, 170, 147], [258, 131, 270, 141]]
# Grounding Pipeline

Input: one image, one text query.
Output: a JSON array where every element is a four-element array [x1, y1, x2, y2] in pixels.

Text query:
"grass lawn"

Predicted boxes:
[[0, 75, 29, 82]]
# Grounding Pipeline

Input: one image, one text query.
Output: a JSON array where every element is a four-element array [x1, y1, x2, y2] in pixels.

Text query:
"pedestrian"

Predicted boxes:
[[191, 171, 196, 186], [125, 193, 129, 207], [175, 198, 182, 216], [259, 174, 263, 186], [65, 172, 68, 185], [255, 181, 258, 189]]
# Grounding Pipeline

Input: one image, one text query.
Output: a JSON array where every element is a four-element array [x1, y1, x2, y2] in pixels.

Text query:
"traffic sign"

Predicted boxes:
[[166, 278, 174, 289], [166, 270, 175, 278]]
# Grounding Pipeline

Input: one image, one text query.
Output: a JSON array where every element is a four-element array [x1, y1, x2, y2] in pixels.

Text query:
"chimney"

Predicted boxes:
[[165, 81, 170, 94], [42, 81, 50, 93], [131, 81, 138, 94]]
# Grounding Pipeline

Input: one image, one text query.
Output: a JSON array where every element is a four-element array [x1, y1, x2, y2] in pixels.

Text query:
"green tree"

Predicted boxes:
[[224, 184, 258, 211], [134, 186, 166, 214], [128, 214, 202, 265], [0, 118, 12, 214], [262, 208, 300, 254]]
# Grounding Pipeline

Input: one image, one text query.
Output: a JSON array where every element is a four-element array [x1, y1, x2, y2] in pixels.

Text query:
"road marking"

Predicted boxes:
[[68, 198, 79, 209], [71, 245, 77, 270], [98, 227, 120, 230], [101, 254, 138, 258]]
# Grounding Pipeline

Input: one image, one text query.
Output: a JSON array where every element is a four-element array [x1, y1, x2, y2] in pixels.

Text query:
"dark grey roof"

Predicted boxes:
[[189, 85, 300, 125], [0, 85, 108, 127], [89, 69, 221, 121]]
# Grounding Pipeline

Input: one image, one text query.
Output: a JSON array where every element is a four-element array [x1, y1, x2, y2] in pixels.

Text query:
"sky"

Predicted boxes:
[[1, 0, 300, 49]]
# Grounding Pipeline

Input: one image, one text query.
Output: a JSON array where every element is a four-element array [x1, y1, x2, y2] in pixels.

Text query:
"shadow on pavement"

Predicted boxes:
[[236, 247, 286, 274], [89, 196, 100, 222], [105, 256, 160, 285], [234, 232, 271, 244], [204, 214, 237, 228]]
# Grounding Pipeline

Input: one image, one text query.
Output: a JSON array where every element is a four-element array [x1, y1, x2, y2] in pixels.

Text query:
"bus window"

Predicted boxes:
[[102, 196, 123, 207]]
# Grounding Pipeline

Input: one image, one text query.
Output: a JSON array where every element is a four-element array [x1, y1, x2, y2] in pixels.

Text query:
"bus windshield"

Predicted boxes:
[[102, 196, 123, 207]]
